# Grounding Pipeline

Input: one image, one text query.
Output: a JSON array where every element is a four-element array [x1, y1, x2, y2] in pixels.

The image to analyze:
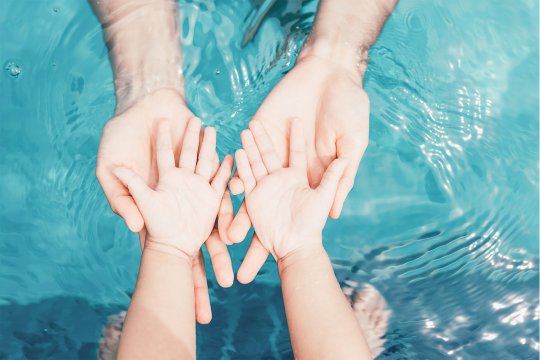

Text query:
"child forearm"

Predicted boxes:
[[278, 243, 372, 360], [117, 244, 196, 360]]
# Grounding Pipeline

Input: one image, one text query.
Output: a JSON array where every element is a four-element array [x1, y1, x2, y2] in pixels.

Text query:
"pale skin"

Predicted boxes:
[[92, 0, 396, 327], [113, 120, 233, 359], [235, 119, 372, 359], [229, 0, 398, 284], [91, 0, 236, 324]]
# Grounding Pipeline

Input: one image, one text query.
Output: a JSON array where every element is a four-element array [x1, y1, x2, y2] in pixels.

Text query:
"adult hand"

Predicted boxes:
[[96, 89, 234, 323], [231, 53, 370, 283]]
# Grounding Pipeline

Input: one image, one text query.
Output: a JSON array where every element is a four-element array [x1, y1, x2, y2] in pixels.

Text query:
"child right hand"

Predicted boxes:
[[235, 119, 346, 261], [113, 118, 233, 259]]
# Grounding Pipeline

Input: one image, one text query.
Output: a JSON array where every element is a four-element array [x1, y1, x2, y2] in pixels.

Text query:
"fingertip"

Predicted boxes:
[[240, 129, 251, 143], [125, 212, 144, 232], [237, 267, 256, 285], [329, 206, 342, 220], [204, 126, 217, 138], [196, 310, 212, 325], [115, 196, 144, 232], [234, 148, 245, 160], [217, 271, 234, 288], [227, 226, 244, 244], [229, 177, 244, 195]]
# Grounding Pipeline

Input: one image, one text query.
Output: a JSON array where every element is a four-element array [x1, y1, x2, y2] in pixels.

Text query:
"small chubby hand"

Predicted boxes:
[[235, 119, 346, 282], [113, 119, 233, 322], [113, 119, 233, 256]]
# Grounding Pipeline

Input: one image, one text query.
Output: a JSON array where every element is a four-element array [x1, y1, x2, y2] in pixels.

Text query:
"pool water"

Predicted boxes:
[[1, 0, 538, 359]]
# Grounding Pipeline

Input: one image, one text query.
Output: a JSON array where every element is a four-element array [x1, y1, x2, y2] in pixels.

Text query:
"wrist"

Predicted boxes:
[[144, 239, 194, 263], [297, 39, 368, 85], [277, 242, 327, 277], [101, 1, 185, 113]]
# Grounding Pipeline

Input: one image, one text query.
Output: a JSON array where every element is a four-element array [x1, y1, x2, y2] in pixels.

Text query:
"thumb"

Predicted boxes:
[[330, 135, 367, 219], [96, 167, 144, 232], [229, 169, 245, 195], [316, 159, 347, 210], [112, 167, 153, 213]]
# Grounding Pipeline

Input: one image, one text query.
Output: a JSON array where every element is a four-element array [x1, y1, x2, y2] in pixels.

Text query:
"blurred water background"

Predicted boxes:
[[0, 0, 538, 358]]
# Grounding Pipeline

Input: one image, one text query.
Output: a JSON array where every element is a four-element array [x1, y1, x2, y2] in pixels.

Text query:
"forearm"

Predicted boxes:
[[90, 0, 184, 112], [278, 244, 371, 359], [299, 0, 398, 81], [117, 243, 196, 359]]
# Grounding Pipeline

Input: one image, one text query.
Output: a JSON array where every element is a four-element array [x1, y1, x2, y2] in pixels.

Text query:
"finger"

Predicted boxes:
[[156, 121, 175, 173], [237, 234, 269, 284], [205, 230, 234, 288], [330, 136, 367, 219], [288, 118, 307, 170], [210, 151, 220, 180], [211, 154, 233, 194], [112, 167, 153, 209], [229, 172, 245, 195], [218, 190, 234, 245], [240, 130, 267, 180], [235, 149, 256, 194], [192, 250, 212, 324], [179, 117, 202, 171], [196, 127, 217, 181], [249, 121, 281, 173], [96, 168, 144, 232], [227, 202, 251, 244], [316, 159, 347, 209]]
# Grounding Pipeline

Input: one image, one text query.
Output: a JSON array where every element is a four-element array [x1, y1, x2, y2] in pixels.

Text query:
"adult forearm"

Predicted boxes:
[[117, 244, 196, 359], [90, 0, 184, 112], [278, 244, 372, 359], [300, 0, 398, 81]]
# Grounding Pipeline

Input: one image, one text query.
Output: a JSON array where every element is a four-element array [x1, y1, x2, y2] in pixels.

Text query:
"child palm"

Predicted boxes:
[[235, 120, 346, 260], [113, 118, 233, 258]]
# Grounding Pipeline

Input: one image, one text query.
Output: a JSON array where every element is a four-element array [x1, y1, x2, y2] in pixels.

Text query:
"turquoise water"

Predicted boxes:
[[1, 0, 538, 358]]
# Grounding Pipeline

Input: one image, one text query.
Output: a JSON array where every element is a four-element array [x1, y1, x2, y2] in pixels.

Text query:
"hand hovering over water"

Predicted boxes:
[[235, 120, 346, 259], [92, 0, 235, 324], [230, 0, 398, 283], [113, 120, 232, 263], [235, 120, 372, 359], [113, 121, 232, 359]]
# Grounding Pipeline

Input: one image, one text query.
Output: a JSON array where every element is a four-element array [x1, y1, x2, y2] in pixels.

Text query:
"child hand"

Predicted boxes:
[[113, 118, 233, 259], [235, 119, 346, 260]]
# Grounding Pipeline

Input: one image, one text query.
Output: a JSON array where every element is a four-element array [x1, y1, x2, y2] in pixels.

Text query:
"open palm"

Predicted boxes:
[[97, 90, 234, 323], [113, 120, 232, 258], [235, 120, 346, 260], [229, 55, 369, 282]]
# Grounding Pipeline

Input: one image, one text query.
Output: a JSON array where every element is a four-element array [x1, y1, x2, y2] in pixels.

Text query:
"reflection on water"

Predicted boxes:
[[0, 0, 538, 358]]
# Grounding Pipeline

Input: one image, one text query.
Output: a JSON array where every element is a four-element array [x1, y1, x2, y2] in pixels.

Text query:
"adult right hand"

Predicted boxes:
[[96, 89, 234, 323]]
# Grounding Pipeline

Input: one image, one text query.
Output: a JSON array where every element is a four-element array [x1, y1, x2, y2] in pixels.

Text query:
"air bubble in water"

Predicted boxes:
[[5, 62, 21, 78]]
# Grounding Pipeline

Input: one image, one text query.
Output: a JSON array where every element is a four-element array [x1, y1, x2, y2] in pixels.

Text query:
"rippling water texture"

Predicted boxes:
[[1, 0, 538, 359]]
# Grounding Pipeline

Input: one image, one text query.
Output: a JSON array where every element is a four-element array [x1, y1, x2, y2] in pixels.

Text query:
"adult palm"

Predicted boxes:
[[231, 54, 370, 283], [96, 89, 233, 323]]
